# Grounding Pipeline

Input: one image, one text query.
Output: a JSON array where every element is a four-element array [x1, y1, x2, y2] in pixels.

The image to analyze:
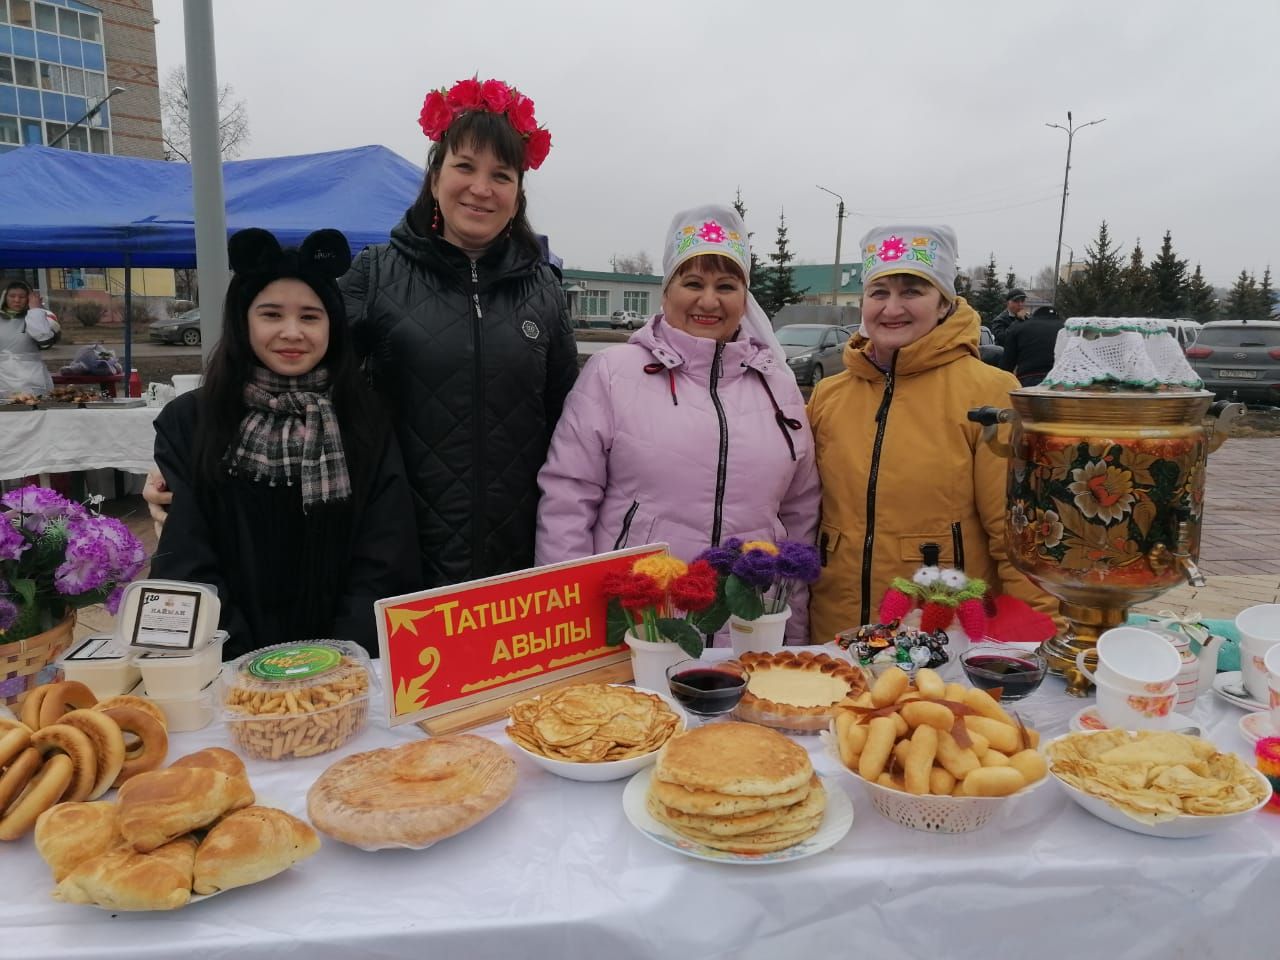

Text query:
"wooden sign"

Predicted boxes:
[[375, 545, 666, 729]]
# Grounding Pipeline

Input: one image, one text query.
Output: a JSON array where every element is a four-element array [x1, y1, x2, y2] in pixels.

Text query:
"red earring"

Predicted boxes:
[[431, 207, 441, 233]]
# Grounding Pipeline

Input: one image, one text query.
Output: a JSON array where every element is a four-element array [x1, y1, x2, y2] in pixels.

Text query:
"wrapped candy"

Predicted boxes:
[[1255, 738, 1280, 811]]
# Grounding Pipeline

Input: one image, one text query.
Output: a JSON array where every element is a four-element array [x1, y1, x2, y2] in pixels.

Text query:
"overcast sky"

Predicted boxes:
[[154, 0, 1279, 288]]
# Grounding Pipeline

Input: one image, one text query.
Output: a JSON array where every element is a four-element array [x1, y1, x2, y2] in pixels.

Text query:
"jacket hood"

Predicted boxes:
[[843, 296, 982, 379], [388, 211, 541, 286], [629, 315, 777, 382]]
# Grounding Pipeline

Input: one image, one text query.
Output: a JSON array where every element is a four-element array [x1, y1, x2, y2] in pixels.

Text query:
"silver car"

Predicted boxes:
[[778, 324, 853, 385], [1186, 320, 1280, 403]]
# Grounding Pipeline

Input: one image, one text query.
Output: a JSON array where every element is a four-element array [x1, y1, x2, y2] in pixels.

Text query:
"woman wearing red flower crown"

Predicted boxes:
[[331, 77, 576, 588]]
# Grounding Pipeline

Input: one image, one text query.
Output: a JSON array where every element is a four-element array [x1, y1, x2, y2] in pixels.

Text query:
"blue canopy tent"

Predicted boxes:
[[0, 144, 424, 384]]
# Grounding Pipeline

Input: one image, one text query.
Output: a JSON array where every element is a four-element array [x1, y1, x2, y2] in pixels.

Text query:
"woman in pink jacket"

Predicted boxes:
[[535, 203, 820, 640]]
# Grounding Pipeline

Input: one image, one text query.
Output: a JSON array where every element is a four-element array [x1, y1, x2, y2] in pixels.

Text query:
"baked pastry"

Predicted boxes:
[[0, 753, 73, 841], [54, 835, 197, 911], [734, 650, 867, 732], [117, 767, 255, 852], [307, 735, 516, 850], [55, 709, 126, 800], [99, 705, 169, 786], [31, 722, 98, 803], [34, 801, 122, 882], [193, 806, 320, 894], [647, 723, 823, 853], [170, 747, 248, 780]]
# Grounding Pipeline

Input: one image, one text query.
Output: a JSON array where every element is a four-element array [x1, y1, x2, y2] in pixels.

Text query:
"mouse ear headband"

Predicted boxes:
[[228, 228, 352, 280]]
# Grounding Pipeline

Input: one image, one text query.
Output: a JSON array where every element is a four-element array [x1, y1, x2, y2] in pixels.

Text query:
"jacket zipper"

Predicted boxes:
[[709, 342, 728, 545], [860, 356, 897, 624], [469, 260, 486, 572], [614, 501, 639, 551]]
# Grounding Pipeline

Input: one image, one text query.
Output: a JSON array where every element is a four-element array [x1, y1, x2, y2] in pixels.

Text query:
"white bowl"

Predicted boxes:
[[505, 685, 688, 782], [1045, 732, 1274, 838]]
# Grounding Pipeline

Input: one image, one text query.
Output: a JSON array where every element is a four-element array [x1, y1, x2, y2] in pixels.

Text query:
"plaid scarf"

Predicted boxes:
[[223, 366, 351, 509]]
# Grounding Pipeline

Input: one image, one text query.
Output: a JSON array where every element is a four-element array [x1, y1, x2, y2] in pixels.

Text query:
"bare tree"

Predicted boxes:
[[1030, 265, 1057, 298], [160, 66, 250, 162], [613, 251, 655, 275]]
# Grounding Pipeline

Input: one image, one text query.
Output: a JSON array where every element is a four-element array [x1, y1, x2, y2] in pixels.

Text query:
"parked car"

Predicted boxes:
[[1158, 318, 1203, 350], [777, 323, 853, 386], [610, 310, 645, 330], [1185, 320, 1280, 403], [979, 325, 1004, 367], [149, 309, 202, 346]]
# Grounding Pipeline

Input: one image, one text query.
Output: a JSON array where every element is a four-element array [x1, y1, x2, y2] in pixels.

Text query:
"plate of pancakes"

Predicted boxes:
[[622, 722, 853, 863]]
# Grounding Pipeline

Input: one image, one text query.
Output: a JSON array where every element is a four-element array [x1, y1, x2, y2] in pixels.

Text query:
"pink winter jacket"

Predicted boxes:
[[535, 316, 821, 640]]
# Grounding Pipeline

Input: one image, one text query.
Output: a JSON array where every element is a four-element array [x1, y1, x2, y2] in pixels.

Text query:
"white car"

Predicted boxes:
[[610, 310, 645, 330]]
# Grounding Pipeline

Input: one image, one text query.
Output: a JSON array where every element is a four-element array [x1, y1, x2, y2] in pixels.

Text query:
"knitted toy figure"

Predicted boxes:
[[879, 560, 989, 640]]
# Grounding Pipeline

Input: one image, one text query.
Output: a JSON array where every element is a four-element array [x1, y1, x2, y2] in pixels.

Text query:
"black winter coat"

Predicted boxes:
[[150, 391, 422, 661], [341, 215, 578, 588], [1002, 313, 1065, 386]]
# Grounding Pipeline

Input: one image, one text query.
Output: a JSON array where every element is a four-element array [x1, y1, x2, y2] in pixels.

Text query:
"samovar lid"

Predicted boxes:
[[1040, 317, 1203, 392]]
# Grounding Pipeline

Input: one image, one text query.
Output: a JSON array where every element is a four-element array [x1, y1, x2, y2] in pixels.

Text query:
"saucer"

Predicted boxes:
[[1212, 671, 1267, 712], [1239, 711, 1277, 745], [1069, 705, 1194, 733]]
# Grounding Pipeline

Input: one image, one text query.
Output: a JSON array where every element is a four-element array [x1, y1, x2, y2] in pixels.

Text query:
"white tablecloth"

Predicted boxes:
[[2, 661, 1275, 960], [0, 407, 160, 480]]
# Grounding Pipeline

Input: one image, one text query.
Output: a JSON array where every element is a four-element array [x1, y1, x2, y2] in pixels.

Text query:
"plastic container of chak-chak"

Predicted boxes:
[[220, 640, 375, 761]]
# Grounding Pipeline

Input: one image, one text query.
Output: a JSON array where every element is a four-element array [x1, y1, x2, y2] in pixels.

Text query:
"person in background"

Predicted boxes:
[[0, 280, 55, 396], [987, 287, 1028, 346], [149, 228, 421, 660], [146, 77, 577, 590], [806, 225, 1057, 645], [1002, 304, 1064, 387], [535, 204, 819, 641]]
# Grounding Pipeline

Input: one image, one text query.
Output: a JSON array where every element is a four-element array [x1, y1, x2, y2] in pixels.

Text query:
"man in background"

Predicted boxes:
[[988, 288, 1028, 346], [1002, 305, 1063, 386]]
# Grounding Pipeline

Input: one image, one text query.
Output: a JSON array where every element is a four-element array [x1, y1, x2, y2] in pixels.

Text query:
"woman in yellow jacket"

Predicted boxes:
[[807, 224, 1057, 644]]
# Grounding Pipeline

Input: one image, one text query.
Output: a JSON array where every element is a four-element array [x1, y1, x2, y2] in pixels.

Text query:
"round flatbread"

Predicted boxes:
[[307, 735, 516, 850]]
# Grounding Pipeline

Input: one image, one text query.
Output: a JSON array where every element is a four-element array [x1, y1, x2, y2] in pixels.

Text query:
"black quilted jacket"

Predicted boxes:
[[341, 215, 578, 587]]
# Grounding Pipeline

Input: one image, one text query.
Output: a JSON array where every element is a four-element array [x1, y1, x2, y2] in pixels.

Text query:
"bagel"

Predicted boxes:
[[31, 724, 98, 803], [0, 753, 74, 840], [0, 747, 42, 814], [37, 681, 98, 729], [0, 726, 32, 769], [57, 710, 126, 801], [100, 706, 168, 786], [0, 717, 32, 738], [20, 684, 54, 730], [93, 695, 167, 730]]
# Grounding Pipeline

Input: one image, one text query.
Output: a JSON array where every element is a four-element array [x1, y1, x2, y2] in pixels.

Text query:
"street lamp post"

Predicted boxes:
[[48, 86, 126, 149], [816, 185, 847, 307], [1046, 110, 1105, 303]]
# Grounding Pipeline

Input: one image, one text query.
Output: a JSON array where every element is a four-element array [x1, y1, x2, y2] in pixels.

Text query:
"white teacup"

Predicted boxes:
[[1094, 674, 1178, 730], [1264, 644, 1280, 735], [1237, 604, 1280, 703], [1075, 626, 1182, 694]]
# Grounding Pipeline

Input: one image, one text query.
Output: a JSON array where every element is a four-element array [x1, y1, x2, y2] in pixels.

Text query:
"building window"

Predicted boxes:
[[0, 115, 19, 145], [80, 13, 100, 42], [89, 127, 107, 153], [38, 61, 61, 91], [13, 57, 37, 88], [57, 6, 78, 37], [11, 0, 32, 28], [33, 1, 54, 33], [622, 291, 650, 315], [0, 56, 10, 84], [580, 289, 610, 316], [84, 71, 103, 99], [0, 1, 7, 24], [65, 66, 83, 96], [46, 120, 87, 151]]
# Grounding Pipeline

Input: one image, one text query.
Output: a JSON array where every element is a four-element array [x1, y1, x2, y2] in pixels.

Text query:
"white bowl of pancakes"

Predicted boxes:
[[505, 683, 687, 782]]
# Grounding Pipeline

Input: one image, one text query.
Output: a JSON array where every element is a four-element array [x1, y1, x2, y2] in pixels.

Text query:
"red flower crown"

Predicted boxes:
[[418, 76, 552, 171]]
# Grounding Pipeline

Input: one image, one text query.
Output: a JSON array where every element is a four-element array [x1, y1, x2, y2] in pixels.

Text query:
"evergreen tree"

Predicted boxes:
[[1056, 220, 1126, 318], [1120, 240, 1157, 316], [970, 255, 1006, 322], [732, 188, 766, 305], [1004, 270, 1019, 294], [1258, 266, 1275, 318], [1148, 230, 1188, 317], [758, 210, 807, 317], [1183, 264, 1217, 323], [955, 272, 974, 301], [1223, 270, 1259, 320]]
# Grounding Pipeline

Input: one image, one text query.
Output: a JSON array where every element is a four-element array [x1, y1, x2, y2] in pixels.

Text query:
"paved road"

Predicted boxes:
[[42, 342, 200, 362]]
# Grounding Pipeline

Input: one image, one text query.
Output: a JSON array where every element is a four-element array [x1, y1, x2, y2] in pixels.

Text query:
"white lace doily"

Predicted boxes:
[[1041, 317, 1203, 389]]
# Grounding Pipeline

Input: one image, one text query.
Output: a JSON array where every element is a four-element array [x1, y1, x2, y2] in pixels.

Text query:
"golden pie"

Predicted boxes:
[[734, 651, 867, 732]]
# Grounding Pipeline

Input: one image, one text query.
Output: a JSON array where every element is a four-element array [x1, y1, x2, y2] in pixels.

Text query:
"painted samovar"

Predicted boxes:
[[970, 385, 1241, 696]]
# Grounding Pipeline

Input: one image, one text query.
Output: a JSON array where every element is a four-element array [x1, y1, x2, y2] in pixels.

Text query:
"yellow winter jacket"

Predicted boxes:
[[806, 298, 1058, 644]]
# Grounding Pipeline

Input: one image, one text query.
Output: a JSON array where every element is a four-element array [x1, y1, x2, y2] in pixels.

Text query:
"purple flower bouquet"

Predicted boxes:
[[695, 538, 821, 622], [0, 486, 147, 642]]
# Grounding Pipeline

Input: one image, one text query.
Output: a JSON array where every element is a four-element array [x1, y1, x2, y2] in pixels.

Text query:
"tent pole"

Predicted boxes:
[[184, 0, 228, 365], [123, 256, 133, 396]]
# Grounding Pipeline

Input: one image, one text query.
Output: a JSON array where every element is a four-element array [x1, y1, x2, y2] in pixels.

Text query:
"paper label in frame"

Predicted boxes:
[[130, 588, 202, 650]]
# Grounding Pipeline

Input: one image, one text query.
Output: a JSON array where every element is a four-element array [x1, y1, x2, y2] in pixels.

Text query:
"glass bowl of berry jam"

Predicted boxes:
[[959, 645, 1048, 702]]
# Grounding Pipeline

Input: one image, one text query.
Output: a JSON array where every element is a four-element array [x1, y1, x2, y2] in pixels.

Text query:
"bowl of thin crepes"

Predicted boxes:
[[1045, 729, 1272, 838]]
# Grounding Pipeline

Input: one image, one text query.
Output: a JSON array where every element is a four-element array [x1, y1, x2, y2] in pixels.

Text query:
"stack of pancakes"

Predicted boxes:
[[645, 722, 825, 854]]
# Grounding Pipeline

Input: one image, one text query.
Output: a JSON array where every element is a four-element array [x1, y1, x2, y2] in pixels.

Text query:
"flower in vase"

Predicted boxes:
[[603, 555, 722, 657]]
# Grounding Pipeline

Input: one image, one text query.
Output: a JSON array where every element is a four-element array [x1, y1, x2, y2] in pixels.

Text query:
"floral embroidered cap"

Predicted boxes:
[[859, 224, 959, 302]]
